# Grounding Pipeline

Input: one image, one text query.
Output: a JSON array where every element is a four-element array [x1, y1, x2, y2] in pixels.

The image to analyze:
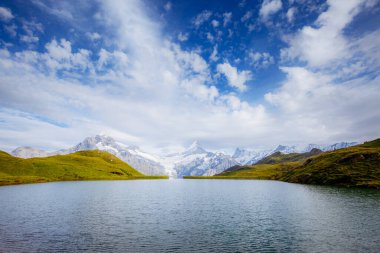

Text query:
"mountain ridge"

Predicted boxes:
[[186, 139, 380, 188], [10, 135, 359, 178]]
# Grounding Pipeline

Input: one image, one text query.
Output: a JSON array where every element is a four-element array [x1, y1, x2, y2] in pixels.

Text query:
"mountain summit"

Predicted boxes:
[[182, 141, 207, 156]]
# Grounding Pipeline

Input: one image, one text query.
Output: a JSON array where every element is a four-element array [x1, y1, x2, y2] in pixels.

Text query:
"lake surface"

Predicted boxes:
[[0, 180, 379, 252]]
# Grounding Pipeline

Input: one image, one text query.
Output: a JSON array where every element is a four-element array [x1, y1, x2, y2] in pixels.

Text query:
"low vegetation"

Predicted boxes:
[[185, 139, 380, 188], [0, 150, 168, 186]]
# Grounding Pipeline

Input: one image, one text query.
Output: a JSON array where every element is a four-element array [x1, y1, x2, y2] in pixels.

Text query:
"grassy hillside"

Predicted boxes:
[[185, 139, 380, 188], [0, 150, 167, 186], [255, 148, 322, 165], [283, 145, 380, 188]]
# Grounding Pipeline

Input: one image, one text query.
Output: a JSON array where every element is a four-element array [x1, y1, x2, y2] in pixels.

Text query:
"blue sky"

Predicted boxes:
[[0, 0, 380, 153]]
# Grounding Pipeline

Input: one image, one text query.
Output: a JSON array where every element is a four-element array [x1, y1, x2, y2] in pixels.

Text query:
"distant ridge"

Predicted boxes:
[[188, 139, 380, 188], [10, 135, 359, 177]]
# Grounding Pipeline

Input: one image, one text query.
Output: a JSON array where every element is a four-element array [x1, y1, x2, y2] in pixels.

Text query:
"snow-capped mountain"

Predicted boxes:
[[244, 150, 273, 165], [56, 135, 167, 176], [160, 141, 239, 177], [232, 145, 300, 166], [12, 135, 167, 176], [232, 142, 359, 165], [11, 147, 49, 158], [232, 148, 256, 164], [232, 148, 270, 165], [10, 135, 359, 177], [273, 145, 298, 154], [322, 142, 358, 151]]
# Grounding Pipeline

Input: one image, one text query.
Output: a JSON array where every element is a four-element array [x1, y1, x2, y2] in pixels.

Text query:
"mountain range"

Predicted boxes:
[[10, 135, 358, 178]]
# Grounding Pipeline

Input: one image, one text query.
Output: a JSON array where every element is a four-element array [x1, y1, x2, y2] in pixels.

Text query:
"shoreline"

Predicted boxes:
[[0, 176, 169, 187]]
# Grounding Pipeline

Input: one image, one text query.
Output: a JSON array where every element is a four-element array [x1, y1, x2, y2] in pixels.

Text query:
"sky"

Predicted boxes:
[[0, 0, 380, 153]]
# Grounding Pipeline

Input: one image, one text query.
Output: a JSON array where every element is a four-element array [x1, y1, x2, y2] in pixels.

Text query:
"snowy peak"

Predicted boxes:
[[79, 134, 116, 150], [232, 147, 247, 158], [273, 145, 298, 154], [188, 140, 200, 149], [232, 147, 260, 165], [322, 142, 358, 151], [11, 147, 49, 158], [302, 144, 324, 153], [182, 141, 207, 156]]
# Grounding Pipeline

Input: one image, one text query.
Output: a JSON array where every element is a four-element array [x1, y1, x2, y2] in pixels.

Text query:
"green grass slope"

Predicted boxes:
[[185, 139, 380, 188], [0, 150, 167, 186], [284, 144, 380, 188], [255, 148, 322, 165]]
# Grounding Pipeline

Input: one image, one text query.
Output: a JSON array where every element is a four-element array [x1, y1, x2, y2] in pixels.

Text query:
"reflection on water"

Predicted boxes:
[[0, 180, 379, 252]]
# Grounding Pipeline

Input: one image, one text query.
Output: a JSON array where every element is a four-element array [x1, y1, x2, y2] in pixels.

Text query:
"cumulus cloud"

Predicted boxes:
[[19, 20, 43, 44], [192, 10, 212, 28], [222, 12, 232, 26], [286, 7, 296, 23], [268, 0, 380, 144], [86, 32, 101, 41], [206, 32, 214, 42], [0, 6, 13, 22], [259, 0, 282, 22], [265, 67, 380, 142], [248, 51, 274, 68], [281, 0, 367, 67], [241, 11, 252, 22], [217, 62, 252, 91], [211, 19, 219, 27], [4, 24, 17, 37], [177, 32, 188, 42], [0, 0, 271, 152], [209, 45, 218, 62], [1, 0, 379, 152]]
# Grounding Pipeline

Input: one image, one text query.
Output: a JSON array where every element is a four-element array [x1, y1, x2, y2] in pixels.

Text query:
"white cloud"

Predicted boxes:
[[4, 24, 17, 37], [177, 32, 189, 42], [286, 7, 296, 23], [20, 35, 39, 43], [21, 20, 43, 35], [86, 32, 101, 41], [281, 0, 367, 67], [19, 20, 43, 44], [259, 0, 282, 22], [164, 2, 172, 12], [248, 51, 274, 68], [1, 0, 379, 153], [239, 0, 247, 8], [0, 0, 272, 152], [206, 32, 214, 42], [267, 0, 380, 144], [211, 19, 219, 27], [222, 12, 232, 26], [192, 10, 212, 28], [265, 67, 380, 142], [30, 0, 74, 21], [241, 11, 252, 22], [0, 6, 13, 22], [217, 62, 252, 91], [209, 45, 218, 62]]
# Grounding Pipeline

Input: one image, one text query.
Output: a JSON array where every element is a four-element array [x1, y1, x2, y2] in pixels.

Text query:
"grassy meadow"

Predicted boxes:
[[0, 150, 168, 186]]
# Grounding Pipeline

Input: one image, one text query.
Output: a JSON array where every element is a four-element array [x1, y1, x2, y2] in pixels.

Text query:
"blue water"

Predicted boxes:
[[0, 180, 379, 252]]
